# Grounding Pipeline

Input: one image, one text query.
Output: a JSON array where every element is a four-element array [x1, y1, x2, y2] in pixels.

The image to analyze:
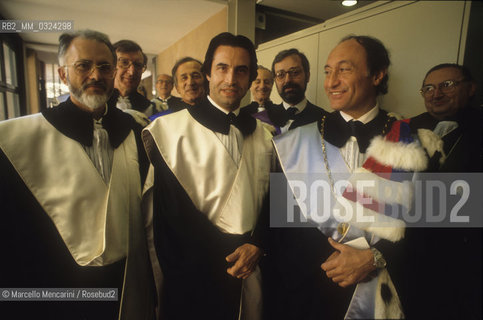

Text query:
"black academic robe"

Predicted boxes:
[[145, 98, 268, 320], [266, 101, 328, 131], [401, 107, 482, 320], [111, 88, 154, 113], [0, 99, 149, 320], [266, 110, 402, 320]]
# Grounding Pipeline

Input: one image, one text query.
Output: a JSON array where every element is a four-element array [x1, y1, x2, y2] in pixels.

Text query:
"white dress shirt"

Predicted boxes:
[[280, 98, 308, 134], [339, 104, 379, 172], [208, 96, 243, 165]]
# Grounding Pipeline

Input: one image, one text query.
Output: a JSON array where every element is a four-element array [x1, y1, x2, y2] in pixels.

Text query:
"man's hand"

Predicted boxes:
[[225, 243, 263, 279], [320, 237, 376, 287]]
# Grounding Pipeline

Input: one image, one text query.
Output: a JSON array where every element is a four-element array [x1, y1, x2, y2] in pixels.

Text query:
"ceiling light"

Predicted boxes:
[[342, 0, 357, 7]]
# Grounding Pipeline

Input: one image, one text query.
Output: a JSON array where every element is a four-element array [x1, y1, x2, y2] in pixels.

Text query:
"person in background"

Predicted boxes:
[[150, 73, 183, 113], [112, 39, 153, 125], [149, 57, 205, 121], [401, 63, 481, 320], [266, 48, 327, 134]]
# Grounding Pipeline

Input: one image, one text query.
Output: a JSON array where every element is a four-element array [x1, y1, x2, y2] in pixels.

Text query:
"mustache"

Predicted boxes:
[[282, 83, 301, 92], [82, 80, 107, 91]]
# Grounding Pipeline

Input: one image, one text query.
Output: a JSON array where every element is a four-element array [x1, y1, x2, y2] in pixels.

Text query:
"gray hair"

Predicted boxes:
[[58, 29, 116, 65]]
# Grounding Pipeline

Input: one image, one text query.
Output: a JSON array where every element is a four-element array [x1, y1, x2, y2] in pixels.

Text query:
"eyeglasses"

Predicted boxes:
[[63, 60, 116, 78], [275, 68, 303, 81], [117, 57, 146, 72], [420, 79, 467, 97]]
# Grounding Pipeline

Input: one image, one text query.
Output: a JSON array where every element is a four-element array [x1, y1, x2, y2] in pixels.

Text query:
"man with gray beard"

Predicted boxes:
[[0, 30, 154, 320]]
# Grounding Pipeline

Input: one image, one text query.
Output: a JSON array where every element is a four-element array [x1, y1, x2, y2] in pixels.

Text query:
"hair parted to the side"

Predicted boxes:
[[58, 29, 116, 65], [271, 48, 310, 77], [341, 35, 390, 95], [113, 40, 147, 65], [171, 57, 203, 85], [201, 32, 258, 83]]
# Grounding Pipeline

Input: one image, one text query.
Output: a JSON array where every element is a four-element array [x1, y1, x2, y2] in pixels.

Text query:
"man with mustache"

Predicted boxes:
[[266, 48, 328, 134], [0, 30, 154, 319], [112, 39, 154, 126], [142, 32, 272, 319]]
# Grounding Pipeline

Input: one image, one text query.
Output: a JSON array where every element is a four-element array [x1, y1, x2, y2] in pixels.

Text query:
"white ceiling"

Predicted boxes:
[[0, 0, 371, 55], [260, 0, 372, 21]]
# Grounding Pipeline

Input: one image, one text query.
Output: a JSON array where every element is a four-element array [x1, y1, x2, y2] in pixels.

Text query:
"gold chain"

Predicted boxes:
[[319, 114, 393, 193], [319, 115, 336, 193]]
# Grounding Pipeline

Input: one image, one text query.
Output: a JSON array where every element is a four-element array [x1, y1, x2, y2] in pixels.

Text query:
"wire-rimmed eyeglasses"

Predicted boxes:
[[62, 60, 116, 78], [420, 79, 467, 97]]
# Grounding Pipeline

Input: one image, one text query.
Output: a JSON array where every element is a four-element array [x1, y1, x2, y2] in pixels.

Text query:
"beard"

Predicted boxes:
[[279, 82, 306, 105], [68, 80, 111, 110]]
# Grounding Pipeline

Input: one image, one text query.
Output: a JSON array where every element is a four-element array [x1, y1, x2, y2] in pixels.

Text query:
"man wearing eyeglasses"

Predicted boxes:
[[150, 74, 184, 114], [267, 48, 327, 135], [401, 63, 482, 319], [0, 30, 154, 319], [112, 39, 154, 126], [412, 63, 480, 171]]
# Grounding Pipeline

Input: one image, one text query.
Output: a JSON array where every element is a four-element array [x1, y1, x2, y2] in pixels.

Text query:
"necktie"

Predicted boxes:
[[287, 107, 298, 120]]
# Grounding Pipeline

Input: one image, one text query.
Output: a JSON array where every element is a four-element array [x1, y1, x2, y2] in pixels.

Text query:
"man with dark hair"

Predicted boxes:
[[150, 74, 183, 113], [142, 32, 272, 319], [171, 57, 205, 107], [401, 63, 482, 319], [271, 35, 410, 319], [265, 48, 327, 134], [0, 30, 154, 319], [112, 39, 153, 125], [149, 57, 205, 121]]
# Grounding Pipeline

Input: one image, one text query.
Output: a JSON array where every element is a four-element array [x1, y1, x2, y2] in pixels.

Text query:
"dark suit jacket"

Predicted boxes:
[[266, 100, 328, 131], [401, 107, 482, 320], [111, 88, 153, 113]]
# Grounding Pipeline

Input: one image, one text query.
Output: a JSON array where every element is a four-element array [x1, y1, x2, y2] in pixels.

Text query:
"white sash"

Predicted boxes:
[[273, 122, 405, 319]]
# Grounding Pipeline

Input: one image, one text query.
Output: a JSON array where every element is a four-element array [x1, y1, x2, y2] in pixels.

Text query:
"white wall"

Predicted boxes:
[[257, 1, 471, 118]]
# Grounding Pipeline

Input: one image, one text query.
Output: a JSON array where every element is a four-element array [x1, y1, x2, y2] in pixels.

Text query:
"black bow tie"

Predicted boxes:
[[228, 112, 237, 123], [227, 112, 249, 135], [347, 120, 371, 152]]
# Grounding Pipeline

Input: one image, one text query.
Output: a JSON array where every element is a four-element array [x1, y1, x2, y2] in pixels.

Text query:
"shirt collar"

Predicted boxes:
[[207, 95, 240, 116], [157, 96, 172, 102], [282, 97, 307, 114], [340, 103, 379, 124]]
